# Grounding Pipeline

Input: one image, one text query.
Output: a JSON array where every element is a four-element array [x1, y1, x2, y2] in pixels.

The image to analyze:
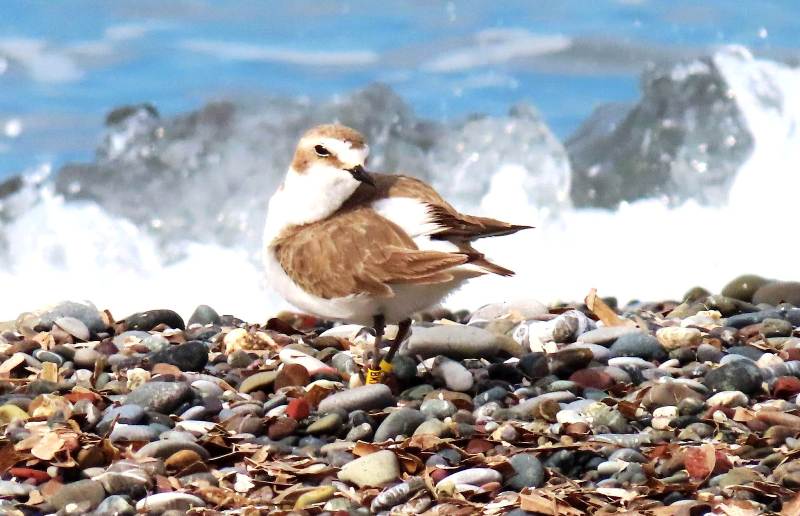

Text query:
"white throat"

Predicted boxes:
[[263, 166, 361, 244]]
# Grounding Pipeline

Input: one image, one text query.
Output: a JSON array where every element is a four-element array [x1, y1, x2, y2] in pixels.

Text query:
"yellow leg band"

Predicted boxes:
[[365, 368, 384, 384], [379, 359, 394, 373]]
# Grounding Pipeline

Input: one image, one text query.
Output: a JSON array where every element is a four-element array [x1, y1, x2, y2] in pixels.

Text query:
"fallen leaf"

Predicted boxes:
[[684, 444, 715, 481], [585, 289, 633, 327], [31, 432, 65, 461]]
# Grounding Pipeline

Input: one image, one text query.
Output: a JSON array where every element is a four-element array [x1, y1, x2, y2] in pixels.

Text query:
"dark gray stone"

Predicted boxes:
[[124, 309, 185, 331], [124, 382, 191, 413], [373, 408, 426, 442], [507, 453, 545, 490], [705, 360, 763, 394], [188, 305, 221, 326], [609, 333, 667, 362], [148, 341, 208, 372]]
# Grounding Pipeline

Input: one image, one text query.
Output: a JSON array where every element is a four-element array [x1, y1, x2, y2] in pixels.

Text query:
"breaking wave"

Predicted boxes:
[[2, 46, 799, 321]]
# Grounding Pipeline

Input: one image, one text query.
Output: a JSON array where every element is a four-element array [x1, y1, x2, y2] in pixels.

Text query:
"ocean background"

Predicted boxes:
[[2, 1, 800, 321]]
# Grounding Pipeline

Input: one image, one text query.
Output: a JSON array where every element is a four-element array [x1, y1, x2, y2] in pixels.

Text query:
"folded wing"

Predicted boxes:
[[272, 207, 471, 299]]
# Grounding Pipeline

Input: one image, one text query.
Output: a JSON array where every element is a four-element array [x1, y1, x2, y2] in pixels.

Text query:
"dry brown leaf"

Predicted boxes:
[[520, 491, 582, 516], [585, 289, 633, 327], [684, 444, 715, 481], [781, 492, 800, 516], [0, 353, 26, 376], [30, 431, 65, 460]]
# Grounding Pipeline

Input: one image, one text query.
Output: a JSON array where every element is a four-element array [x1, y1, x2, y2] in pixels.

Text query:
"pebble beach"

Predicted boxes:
[[1, 275, 800, 514]]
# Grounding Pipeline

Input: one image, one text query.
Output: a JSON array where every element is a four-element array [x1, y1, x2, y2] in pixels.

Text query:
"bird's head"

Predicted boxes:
[[290, 124, 374, 187]]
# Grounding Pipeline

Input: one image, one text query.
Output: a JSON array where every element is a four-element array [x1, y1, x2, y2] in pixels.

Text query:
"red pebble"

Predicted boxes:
[[274, 364, 310, 390], [785, 348, 800, 361], [481, 481, 502, 492], [9, 468, 50, 484], [430, 468, 448, 483], [773, 376, 800, 399], [569, 369, 614, 390], [285, 398, 310, 420], [465, 438, 494, 455]]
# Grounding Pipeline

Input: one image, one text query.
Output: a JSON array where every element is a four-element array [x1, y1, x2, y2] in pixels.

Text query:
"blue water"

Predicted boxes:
[[1, 0, 796, 180]]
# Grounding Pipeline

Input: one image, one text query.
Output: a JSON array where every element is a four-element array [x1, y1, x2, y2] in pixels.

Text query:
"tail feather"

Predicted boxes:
[[455, 242, 516, 277], [470, 257, 515, 277]]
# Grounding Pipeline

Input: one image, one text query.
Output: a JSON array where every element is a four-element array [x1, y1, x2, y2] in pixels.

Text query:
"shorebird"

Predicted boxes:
[[263, 124, 530, 378]]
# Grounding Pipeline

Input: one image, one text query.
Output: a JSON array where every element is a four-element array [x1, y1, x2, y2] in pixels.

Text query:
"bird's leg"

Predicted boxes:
[[370, 314, 386, 371], [382, 318, 411, 367]]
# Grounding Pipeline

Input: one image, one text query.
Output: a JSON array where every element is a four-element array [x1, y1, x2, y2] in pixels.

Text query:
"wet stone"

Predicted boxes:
[[318, 384, 395, 413], [373, 408, 426, 442], [705, 360, 763, 394], [188, 304, 221, 326], [124, 309, 185, 331], [762, 318, 793, 338], [124, 382, 191, 413], [722, 274, 771, 302], [148, 341, 208, 372], [507, 453, 545, 490], [753, 281, 800, 307], [518, 352, 549, 378], [50, 479, 106, 512], [609, 333, 667, 362]]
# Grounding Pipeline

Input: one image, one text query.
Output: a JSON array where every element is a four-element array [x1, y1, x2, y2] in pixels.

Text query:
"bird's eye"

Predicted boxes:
[[314, 145, 330, 157]]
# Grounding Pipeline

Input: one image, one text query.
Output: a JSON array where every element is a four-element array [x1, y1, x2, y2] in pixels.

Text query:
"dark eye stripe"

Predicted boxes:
[[314, 145, 330, 157]]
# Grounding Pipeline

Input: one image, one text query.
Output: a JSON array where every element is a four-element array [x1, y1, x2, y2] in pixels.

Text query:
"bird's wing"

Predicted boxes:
[[348, 174, 532, 241], [272, 206, 470, 300]]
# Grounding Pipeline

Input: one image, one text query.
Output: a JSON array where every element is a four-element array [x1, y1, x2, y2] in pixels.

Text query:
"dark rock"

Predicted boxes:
[[548, 348, 593, 376], [124, 382, 191, 413], [390, 355, 417, 382], [753, 282, 800, 307], [567, 51, 753, 208], [148, 341, 208, 372], [609, 333, 667, 362], [96, 405, 145, 433], [696, 344, 725, 363], [188, 305, 221, 326], [722, 274, 771, 302], [474, 386, 508, 407], [124, 309, 185, 331], [727, 346, 764, 361], [518, 352, 549, 379], [683, 286, 711, 303], [705, 360, 763, 394], [37, 301, 106, 334], [726, 310, 784, 328], [488, 363, 524, 384], [50, 479, 106, 512], [761, 318, 794, 338], [507, 453, 545, 489]]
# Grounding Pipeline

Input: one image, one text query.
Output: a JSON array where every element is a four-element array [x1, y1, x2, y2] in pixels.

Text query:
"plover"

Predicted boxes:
[[263, 124, 530, 376]]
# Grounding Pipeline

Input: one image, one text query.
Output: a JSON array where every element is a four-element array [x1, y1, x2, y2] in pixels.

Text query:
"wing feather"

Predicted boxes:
[[273, 207, 469, 299]]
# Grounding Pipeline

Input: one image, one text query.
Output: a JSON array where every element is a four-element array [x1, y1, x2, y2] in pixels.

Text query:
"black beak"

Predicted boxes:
[[347, 164, 375, 186]]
